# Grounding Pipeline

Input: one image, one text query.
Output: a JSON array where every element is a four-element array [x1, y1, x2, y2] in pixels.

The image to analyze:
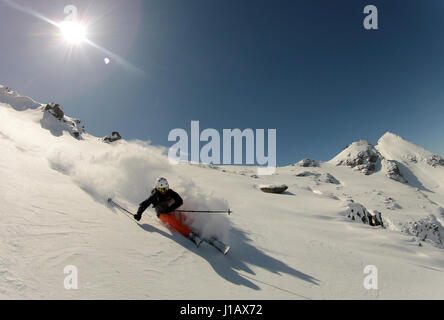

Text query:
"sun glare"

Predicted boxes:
[[59, 21, 87, 45]]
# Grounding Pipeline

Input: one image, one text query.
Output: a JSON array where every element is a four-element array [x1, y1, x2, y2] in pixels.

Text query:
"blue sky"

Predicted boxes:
[[1, 0, 443, 165]]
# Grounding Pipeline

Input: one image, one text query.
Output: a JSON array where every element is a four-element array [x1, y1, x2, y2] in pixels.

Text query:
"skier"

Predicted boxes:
[[134, 177, 203, 245]]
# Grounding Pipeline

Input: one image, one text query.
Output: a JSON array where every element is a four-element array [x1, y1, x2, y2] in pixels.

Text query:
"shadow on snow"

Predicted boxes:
[[137, 222, 319, 296]]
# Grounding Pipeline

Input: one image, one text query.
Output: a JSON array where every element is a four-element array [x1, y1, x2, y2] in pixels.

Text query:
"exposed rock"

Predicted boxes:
[[295, 171, 340, 184], [383, 160, 407, 183], [369, 210, 384, 227], [40, 103, 85, 140], [406, 154, 417, 163], [259, 184, 288, 194], [321, 173, 340, 184], [44, 103, 64, 120], [426, 154, 444, 167], [402, 217, 443, 247], [331, 140, 381, 175], [103, 131, 122, 143], [343, 202, 384, 227], [295, 158, 318, 167], [68, 118, 84, 140], [295, 171, 313, 177]]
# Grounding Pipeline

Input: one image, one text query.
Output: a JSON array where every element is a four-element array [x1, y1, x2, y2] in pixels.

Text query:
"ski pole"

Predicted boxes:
[[176, 209, 232, 215], [108, 198, 232, 215], [108, 198, 135, 216]]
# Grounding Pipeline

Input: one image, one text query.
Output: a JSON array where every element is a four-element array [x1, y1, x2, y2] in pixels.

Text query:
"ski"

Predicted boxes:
[[205, 237, 231, 255]]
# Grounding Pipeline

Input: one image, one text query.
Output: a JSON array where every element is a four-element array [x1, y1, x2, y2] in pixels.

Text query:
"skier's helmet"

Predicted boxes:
[[155, 177, 169, 193]]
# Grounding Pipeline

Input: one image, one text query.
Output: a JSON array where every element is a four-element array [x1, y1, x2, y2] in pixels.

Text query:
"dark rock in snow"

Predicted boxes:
[[402, 217, 443, 247], [295, 171, 340, 184], [295, 158, 319, 167], [322, 173, 340, 184], [44, 103, 64, 120], [426, 154, 444, 167], [369, 210, 384, 227], [103, 132, 122, 143], [343, 202, 384, 227], [259, 184, 288, 194], [383, 160, 408, 183], [295, 171, 311, 177], [40, 102, 85, 140], [406, 154, 418, 163]]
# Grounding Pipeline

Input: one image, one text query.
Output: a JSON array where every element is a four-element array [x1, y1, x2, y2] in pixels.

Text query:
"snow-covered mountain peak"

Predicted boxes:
[[378, 131, 402, 141], [328, 131, 443, 184], [328, 139, 380, 175], [376, 131, 443, 168]]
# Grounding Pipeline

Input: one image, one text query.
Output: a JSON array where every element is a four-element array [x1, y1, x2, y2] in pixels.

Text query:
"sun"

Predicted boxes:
[[59, 21, 87, 45]]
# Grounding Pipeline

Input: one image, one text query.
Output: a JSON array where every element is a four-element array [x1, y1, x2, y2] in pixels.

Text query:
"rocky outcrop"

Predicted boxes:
[[331, 137, 413, 185], [383, 160, 407, 183], [64, 118, 84, 139], [294, 158, 318, 167], [0, 86, 86, 140], [320, 173, 339, 184], [402, 217, 443, 247], [405, 152, 443, 168], [259, 184, 288, 194], [296, 171, 340, 184], [295, 171, 313, 177], [426, 154, 444, 167], [41, 103, 85, 140], [103, 131, 122, 143], [44, 103, 64, 120], [343, 201, 384, 227], [331, 140, 380, 175]]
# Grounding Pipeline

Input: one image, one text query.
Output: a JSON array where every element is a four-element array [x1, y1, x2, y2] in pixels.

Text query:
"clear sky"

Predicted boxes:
[[1, 0, 443, 166]]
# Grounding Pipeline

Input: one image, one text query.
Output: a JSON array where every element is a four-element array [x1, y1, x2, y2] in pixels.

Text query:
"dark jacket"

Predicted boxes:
[[137, 188, 183, 217]]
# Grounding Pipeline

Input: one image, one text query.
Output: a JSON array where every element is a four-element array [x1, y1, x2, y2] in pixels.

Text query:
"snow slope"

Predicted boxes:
[[1, 85, 444, 299]]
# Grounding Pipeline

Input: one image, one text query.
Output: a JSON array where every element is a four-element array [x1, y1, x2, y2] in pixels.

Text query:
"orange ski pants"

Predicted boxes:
[[158, 212, 191, 238]]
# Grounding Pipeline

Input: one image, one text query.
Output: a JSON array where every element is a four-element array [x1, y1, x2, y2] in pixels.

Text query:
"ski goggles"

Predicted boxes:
[[156, 186, 169, 193]]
